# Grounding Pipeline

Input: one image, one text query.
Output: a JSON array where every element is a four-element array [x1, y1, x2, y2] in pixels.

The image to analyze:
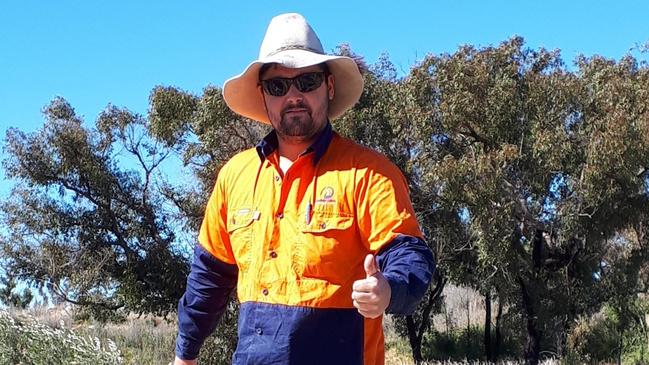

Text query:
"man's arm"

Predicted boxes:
[[175, 243, 238, 361], [351, 235, 434, 317], [352, 157, 435, 317], [376, 234, 434, 314]]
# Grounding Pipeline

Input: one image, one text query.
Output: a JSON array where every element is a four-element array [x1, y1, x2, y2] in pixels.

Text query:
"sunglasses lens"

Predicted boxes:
[[262, 79, 290, 96], [261, 72, 325, 96], [295, 73, 325, 92]]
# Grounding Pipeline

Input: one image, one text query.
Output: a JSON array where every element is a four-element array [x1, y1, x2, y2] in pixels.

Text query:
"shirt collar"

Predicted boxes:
[[255, 121, 333, 166]]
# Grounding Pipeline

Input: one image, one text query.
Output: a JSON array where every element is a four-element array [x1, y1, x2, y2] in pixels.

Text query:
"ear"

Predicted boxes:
[[327, 74, 335, 100]]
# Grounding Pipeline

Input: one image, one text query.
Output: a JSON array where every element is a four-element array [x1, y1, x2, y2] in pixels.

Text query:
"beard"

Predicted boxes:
[[274, 102, 327, 142], [279, 113, 314, 137]]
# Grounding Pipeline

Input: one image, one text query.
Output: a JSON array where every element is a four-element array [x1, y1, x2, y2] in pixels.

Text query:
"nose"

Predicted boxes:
[[284, 82, 304, 99]]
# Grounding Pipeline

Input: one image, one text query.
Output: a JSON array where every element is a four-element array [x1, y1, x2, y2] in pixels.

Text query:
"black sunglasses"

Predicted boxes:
[[260, 72, 326, 96]]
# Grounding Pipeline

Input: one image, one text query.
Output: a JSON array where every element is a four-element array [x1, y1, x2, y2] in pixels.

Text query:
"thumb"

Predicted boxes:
[[364, 254, 379, 278]]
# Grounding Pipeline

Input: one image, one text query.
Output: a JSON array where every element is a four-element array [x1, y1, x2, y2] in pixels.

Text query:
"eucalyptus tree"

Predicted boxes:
[[416, 38, 649, 363], [1, 98, 188, 319]]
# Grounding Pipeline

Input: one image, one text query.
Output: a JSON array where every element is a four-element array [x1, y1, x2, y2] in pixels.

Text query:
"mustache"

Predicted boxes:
[[282, 102, 310, 115]]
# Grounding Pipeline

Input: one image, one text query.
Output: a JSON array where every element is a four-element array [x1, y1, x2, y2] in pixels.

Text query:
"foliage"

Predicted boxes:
[[0, 309, 123, 364], [334, 38, 649, 363], [74, 313, 176, 364], [0, 270, 33, 309], [567, 301, 649, 364], [424, 326, 484, 360], [2, 37, 649, 364], [364, 38, 649, 363], [1, 98, 189, 318], [148, 85, 268, 231], [567, 309, 620, 363]]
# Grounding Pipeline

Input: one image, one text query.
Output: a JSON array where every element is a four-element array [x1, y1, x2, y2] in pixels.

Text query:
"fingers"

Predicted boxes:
[[352, 293, 385, 318], [352, 275, 389, 319], [351, 289, 377, 303], [352, 276, 379, 292], [353, 305, 383, 319]]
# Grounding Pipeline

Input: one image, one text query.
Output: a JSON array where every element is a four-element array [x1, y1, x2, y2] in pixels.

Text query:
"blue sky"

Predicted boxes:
[[1, 0, 648, 198]]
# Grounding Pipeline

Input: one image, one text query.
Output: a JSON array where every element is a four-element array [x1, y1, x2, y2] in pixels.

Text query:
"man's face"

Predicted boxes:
[[260, 64, 335, 143]]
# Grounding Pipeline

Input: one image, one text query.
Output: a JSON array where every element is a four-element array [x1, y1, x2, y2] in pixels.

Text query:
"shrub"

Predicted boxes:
[[422, 325, 522, 362], [567, 311, 620, 363], [0, 309, 123, 364], [424, 325, 484, 360]]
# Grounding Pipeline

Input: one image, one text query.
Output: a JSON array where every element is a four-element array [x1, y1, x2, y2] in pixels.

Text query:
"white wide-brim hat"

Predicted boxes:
[[223, 13, 364, 124]]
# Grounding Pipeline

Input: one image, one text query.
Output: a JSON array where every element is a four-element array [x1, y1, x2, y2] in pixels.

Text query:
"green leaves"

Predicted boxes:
[[1, 97, 188, 318]]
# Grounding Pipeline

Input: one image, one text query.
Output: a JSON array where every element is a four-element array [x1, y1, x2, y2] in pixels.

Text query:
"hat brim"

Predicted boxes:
[[223, 49, 363, 124]]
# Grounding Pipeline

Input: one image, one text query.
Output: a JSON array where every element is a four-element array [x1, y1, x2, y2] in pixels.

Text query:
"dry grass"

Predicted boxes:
[[1, 290, 553, 365], [0, 308, 123, 364]]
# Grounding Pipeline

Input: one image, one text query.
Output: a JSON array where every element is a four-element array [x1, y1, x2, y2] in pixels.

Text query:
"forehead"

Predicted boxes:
[[260, 64, 325, 79]]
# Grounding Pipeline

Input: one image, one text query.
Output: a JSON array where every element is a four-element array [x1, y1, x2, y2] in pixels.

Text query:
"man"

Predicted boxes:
[[175, 13, 435, 365]]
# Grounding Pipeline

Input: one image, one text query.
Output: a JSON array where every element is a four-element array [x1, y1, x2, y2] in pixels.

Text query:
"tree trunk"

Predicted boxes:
[[466, 294, 471, 352], [406, 272, 446, 364], [484, 291, 492, 361], [518, 276, 541, 365], [406, 315, 424, 364], [494, 294, 503, 361], [617, 328, 623, 365]]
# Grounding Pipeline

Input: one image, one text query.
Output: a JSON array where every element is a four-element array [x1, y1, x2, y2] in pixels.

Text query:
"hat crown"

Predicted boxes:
[[259, 13, 325, 58]]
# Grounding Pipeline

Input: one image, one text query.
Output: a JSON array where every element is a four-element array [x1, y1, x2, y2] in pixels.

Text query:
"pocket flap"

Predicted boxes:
[[227, 207, 255, 233], [302, 212, 354, 233]]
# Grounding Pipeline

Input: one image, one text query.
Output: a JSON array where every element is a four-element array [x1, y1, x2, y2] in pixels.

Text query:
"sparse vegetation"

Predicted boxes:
[[1, 304, 563, 365], [0, 309, 123, 364]]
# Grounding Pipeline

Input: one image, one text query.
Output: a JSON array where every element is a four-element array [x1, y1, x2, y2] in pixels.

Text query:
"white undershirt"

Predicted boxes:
[[279, 156, 293, 174]]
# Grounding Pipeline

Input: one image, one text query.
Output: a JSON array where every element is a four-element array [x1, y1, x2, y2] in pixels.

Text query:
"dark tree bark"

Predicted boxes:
[[519, 276, 541, 365], [494, 294, 503, 361], [406, 314, 424, 363], [406, 272, 446, 364], [484, 291, 492, 361]]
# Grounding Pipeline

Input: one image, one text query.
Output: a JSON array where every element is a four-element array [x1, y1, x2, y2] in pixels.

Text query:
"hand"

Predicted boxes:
[[173, 357, 197, 365], [351, 254, 391, 319]]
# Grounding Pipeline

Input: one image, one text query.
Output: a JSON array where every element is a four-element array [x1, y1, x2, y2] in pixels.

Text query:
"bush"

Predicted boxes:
[[422, 325, 522, 362], [567, 310, 620, 364], [0, 309, 123, 364], [423, 326, 485, 361]]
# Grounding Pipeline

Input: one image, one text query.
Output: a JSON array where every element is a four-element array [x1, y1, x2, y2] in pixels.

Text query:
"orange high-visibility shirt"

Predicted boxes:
[[197, 124, 428, 365]]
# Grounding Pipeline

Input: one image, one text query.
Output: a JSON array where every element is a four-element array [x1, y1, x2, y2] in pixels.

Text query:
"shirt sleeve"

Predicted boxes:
[[376, 235, 435, 314], [175, 171, 239, 360], [354, 160, 435, 315], [355, 159, 423, 251], [175, 244, 238, 360], [197, 170, 236, 264]]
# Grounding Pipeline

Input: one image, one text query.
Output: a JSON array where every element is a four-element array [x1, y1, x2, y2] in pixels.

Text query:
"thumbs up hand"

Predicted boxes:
[[352, 254, 391, 319]]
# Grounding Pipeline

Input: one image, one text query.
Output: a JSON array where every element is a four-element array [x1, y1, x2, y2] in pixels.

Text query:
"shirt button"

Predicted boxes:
[[262, 288, 269, 296], [319, 222, 327, 229], [270, 251, 277, 258], [274, 175, 281, 182], [255, 327, 263, 335], [276, 212, 284, 219]]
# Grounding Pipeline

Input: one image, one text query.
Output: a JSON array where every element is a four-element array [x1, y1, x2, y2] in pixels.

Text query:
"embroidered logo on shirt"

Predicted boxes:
[[316, 186, 336, 204]]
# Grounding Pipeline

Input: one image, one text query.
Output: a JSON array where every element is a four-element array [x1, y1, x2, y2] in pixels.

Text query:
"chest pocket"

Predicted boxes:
[[295, 211, 360, 283], [227, 206, 256, 272], [303, 213, 353, 234]]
